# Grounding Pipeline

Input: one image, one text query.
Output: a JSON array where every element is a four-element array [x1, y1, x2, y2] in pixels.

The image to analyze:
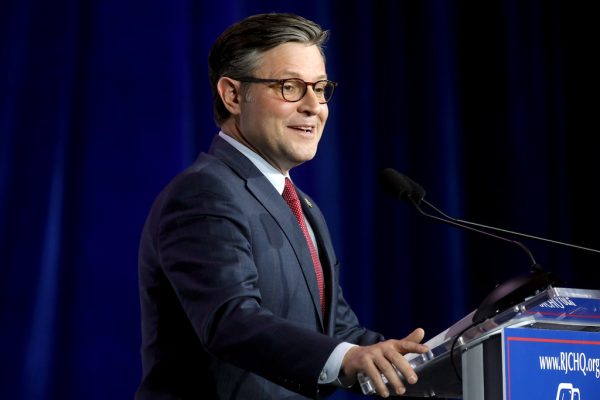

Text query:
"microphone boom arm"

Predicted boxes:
[[413, 199, 538, 266], [421, 198, 600, 255]]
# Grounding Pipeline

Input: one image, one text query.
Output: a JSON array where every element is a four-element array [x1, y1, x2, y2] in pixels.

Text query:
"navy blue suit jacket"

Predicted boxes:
[[136, 136, 383, 399]]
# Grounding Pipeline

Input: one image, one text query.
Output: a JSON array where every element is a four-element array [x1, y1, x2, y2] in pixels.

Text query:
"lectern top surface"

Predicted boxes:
[[409, 286, 600, 367]]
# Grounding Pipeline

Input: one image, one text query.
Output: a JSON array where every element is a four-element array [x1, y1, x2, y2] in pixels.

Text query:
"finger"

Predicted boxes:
[[390, 353, 418, 385], [405, 327, 425, 343], [394, 338, 428, 355], [362, 360, 391, 398], [394, 329, 429, 354], [377, 351, 406, 395]]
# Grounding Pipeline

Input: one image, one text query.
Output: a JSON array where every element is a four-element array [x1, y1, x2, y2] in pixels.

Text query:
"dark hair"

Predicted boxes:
[[208, 13, 329, 126]]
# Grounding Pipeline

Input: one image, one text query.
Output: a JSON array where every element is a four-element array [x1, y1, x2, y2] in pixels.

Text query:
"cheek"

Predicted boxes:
[[318, 116, 328, 132], [320, 106, 329, 123], [263, 104, 293, 124]]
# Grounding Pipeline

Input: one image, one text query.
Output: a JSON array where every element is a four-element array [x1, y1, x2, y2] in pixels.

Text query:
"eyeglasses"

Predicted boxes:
[[233, 77, 338, 104]]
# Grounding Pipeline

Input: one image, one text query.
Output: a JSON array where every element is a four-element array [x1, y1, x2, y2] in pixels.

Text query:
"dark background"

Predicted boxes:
[[2, 0, 599, 398]]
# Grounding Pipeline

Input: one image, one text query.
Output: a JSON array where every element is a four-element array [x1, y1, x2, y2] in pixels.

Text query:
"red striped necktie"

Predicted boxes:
[[282, 177, 326, 315]]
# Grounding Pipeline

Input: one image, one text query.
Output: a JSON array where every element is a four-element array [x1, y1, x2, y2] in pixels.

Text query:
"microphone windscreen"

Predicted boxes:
[[379, 168, 426, 203]]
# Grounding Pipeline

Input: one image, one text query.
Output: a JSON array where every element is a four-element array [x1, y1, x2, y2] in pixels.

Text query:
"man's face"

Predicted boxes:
[[236, 42, 329, 173]]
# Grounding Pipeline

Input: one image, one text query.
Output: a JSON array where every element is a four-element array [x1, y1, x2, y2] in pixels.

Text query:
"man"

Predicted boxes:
[[137, 13, 427, 399]]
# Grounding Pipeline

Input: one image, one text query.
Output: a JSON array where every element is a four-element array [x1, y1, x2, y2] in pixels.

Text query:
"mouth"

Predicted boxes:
[[289, 125, 316, 134]]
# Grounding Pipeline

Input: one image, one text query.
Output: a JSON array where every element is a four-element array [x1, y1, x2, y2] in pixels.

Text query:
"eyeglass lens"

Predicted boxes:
[[281, 79, 335, 103]]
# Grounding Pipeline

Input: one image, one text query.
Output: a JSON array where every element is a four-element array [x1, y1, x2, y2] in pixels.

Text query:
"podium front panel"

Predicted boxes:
[[503, 327, 600, 400]]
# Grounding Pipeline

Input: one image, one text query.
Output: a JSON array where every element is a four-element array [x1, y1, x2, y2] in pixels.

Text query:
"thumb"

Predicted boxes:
[[405, 328, 425, 343]]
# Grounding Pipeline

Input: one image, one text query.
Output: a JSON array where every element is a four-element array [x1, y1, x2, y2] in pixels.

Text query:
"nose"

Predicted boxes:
[[297, 86, 322, 115]]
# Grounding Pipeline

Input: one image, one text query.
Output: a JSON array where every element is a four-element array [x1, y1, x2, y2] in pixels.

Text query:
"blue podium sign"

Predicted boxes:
[[503, 327, 600, 400], [524, 297, 600, 324]]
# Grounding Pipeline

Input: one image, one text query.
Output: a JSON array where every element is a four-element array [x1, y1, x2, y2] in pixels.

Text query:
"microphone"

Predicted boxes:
[[381, 169, 600, 257], [379, 168, 539, 266], [379, 168, 564, 323]]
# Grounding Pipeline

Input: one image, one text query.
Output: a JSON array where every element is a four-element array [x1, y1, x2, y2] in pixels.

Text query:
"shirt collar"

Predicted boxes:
[[218, 131, 288, 195]]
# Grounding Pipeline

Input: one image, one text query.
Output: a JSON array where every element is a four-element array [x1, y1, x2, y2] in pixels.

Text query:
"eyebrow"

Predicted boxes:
[[275, 71, 328, 80]]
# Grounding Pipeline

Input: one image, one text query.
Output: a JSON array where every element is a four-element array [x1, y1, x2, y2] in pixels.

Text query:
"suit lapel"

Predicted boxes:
[[298, 189, 336, 327], [209, 136, 325, 325], [246, 178, 325, 323], [298, 191, 335, 275]]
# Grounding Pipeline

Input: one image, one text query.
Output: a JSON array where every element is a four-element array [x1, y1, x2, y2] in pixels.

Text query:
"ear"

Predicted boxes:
[[217, 77, 242, 115]]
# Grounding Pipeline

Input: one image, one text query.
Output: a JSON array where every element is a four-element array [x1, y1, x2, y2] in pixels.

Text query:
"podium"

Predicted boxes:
[[358, 287, 600, 399]]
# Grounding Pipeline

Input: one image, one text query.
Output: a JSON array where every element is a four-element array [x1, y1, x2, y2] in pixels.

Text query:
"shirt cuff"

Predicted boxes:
[[318, 342, 358, 386]]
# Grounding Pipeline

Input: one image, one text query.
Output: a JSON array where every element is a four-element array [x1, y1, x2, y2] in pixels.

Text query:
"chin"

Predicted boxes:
[[299, 153, 317, 163]]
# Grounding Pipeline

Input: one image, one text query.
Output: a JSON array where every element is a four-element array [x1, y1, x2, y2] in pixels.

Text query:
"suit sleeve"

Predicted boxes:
[[332, 280, 385, 345], [153, 174, 340, 397]]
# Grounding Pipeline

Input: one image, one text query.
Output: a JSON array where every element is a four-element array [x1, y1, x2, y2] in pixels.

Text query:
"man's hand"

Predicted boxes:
[[341, 328, 428, 398]]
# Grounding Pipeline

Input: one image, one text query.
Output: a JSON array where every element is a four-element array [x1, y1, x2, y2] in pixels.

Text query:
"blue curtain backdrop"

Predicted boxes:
[[1, 0, 599, 398]]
